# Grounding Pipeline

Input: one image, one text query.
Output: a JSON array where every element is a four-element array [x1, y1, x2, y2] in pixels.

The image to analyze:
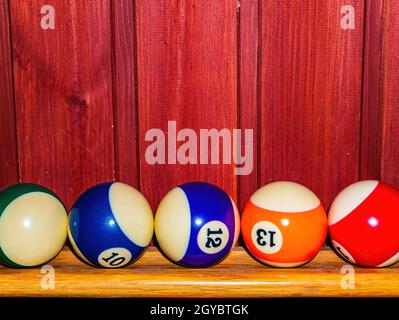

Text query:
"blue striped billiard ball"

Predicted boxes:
[[68, 182, 153, 268], [155, 182, 240, 267]]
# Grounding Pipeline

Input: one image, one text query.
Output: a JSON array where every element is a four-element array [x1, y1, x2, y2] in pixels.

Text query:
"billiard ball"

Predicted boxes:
[[155, 182, 240, 267], [241, 181, 327, 267], [328, 180, 399, 267], [68, 182, 153, 268], [0, 183, 67, 268]]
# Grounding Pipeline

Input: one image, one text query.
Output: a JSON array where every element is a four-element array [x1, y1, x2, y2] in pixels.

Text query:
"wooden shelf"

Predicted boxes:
[[0, 247, 398, 298]]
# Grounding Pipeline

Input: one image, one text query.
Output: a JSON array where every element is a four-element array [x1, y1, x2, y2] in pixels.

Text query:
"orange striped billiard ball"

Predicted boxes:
[[241, 181, 328, 267]]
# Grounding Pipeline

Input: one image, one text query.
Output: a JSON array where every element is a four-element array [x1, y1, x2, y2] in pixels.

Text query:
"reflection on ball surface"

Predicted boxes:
[[329, 180, 399, 267], [0, 183, 67, 268], [241, 181, 327, 267], [68, 182, 153, 268], [155, 182, 240, 268]]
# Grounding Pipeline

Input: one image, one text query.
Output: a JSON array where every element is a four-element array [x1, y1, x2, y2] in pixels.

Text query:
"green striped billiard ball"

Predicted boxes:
[[0, 183, 68, 268]]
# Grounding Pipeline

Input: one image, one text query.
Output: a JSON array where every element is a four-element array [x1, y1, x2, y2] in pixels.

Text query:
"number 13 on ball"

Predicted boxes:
[[241, 181, 327, 267]]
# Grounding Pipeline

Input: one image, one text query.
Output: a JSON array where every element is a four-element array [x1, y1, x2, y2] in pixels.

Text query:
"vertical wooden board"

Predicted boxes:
[[136, 1, 238, 208], [259, 1, 364, 207], [380, 1, 399, 187], [112, 0, 139, 189], [360, 0, 384, 180], [10, 1, 115, 208], [0, 0, 18, 189], [239, 0, 258, 209]]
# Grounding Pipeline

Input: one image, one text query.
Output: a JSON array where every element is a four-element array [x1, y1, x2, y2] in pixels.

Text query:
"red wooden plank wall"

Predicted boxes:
[[0, 0, 398, 211], [360, 0, 384, 180], [361, 0, 399, 187], [239, 0, 258, 208], [112, 0, 139, 189], [0, 0, 18, 187], [9, 0, 115, 208], [258, 0, 364, 207], [378, 1, 399, 187], [135, 0, 238, 208]]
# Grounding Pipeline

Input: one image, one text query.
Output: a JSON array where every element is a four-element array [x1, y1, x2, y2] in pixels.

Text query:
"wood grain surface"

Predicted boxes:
[[0, 0, 18, 188], [9, 0, 115, 208], [238, 0, 258, 209], [360, 0, 384, 181], [0, 247, 398, 298], [112, 0, 139, 189], [0, 1, 398, 208], [1, 1, 399, 299], [258, 0, 364, 207], [136, 0, 238, 208], [379, 1, 399, 188]]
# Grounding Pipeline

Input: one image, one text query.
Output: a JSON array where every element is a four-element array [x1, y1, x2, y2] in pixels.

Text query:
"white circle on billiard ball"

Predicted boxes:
[[251, 221, 283, 254], [97, 248, 132, 268], [197, 221, 229, 254], [331, 240, 356, 264]]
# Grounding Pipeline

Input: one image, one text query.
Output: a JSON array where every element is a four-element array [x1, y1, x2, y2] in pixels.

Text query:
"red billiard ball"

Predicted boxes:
[[328, 180, 399, 267], [241, 181, 327, 267]]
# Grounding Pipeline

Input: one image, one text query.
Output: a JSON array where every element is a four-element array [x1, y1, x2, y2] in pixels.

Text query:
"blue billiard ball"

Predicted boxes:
[[68, 182, 153, 268], [155, 181, 240, 267]]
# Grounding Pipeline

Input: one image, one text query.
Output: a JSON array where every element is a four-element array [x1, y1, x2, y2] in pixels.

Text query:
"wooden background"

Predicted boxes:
[[0, 0, 398, 211]]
